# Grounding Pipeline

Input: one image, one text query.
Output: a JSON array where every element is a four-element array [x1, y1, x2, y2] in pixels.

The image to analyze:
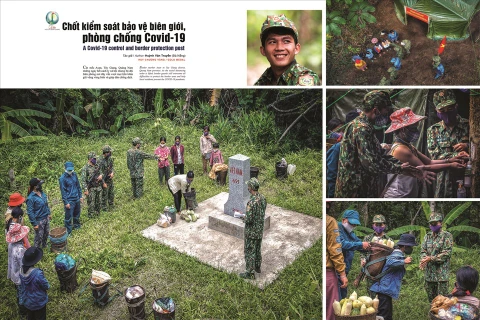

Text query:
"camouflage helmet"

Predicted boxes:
[[102, 145, 113, 153], [132, 137, 143, 146], [260, 14, 298, 43], [246, 177, 260, 191], [433, 89, 456, 111], [362, 90, 392, 111], [428, 212, 443, 223], [373, 214, 386, 223], [87, 152, 96, 160], [432, 55, 441, 68]]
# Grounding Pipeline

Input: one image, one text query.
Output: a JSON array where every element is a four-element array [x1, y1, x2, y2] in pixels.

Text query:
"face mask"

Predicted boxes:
[[342, 221, 354, 233], [398, 127, 420, 143], [187, 179, 193, 184], [36, 185, 43, 192], [65, 170, 74, 175], [104, 152, 111, 158], [430, 225, 442, 233], [375, 113, 389, 127], [160, 143, 165, 147], [90, 158, 97, 165], [373, 226, 385, 234], [204, 132, 209, 136], [404, 247, 413, 255], [213, 149, 218, 152], [437, 109, 458, 126], [175, 142, 180, 146]]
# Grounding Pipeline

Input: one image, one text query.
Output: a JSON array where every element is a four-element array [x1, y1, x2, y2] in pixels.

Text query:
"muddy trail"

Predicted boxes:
[[327, 0, 480, 85]]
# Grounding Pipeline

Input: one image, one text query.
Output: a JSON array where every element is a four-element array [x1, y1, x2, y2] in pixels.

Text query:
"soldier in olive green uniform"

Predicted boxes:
[[420, 213, 453, 302], [400, 39, 411, 55], [240, 178, 267, 280], [254, 14, 319, 86], [335, 90, 425, 198], [427, 89, 469, 198], [99, 145, 115, 211], [360, 214, 393, 297], [127, 137, 158, 199], [80, 152, 105, 218]]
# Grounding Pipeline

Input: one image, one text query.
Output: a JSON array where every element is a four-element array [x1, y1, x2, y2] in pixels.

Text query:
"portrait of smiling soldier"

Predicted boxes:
[[254, 14, 320, 86]]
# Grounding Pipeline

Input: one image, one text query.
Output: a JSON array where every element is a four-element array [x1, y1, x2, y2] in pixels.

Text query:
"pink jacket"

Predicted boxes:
[[210, 150, 224, 166], [155, 145, 170, 168]]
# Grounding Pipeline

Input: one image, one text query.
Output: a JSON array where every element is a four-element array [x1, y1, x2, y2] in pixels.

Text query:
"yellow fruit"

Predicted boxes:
[[333, 300, 341, 315], [352, 300, 363, 309], [349, 291, 358, 301], [358, 296, 373, 307], [366, 307, 376, 314], [360, 304, 367, 315]]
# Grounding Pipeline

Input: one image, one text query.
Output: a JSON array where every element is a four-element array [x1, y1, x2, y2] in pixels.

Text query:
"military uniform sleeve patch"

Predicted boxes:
[[298, 75, 314, 86]]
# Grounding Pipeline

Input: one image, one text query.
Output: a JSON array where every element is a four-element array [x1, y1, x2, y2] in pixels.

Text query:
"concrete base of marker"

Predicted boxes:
[[208, 214, 270, 240]]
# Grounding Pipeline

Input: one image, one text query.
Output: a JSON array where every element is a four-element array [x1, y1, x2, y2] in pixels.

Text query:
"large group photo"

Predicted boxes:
[[326, 200, 480, 320], [0, 88, 322, 319], [326, 88, 480, 199]]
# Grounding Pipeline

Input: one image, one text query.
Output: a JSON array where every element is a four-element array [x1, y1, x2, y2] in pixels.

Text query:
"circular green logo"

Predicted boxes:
[[46, 11, 59, 25]]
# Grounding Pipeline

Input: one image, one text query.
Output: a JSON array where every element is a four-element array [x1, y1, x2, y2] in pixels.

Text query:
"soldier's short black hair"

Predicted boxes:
[[261, 27, 298, 47]]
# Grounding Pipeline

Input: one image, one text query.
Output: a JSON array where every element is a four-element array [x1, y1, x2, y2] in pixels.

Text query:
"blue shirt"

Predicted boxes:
[[26, 192, 50, 227], [338, 222, 363, 274], [370, 249, 406, 299], [59, 172, 82, 205], [327, 142, 340, 198], [19, 267, 50, 310]]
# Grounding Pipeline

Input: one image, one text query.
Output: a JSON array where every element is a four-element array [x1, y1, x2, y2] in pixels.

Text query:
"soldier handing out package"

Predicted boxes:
[[127, 137, 158, 199], [239, 178, 267, 280], [81, 152, 105, 218]]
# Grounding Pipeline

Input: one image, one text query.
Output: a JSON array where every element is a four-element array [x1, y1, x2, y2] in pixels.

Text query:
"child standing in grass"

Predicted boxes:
[[155, 136, 170, 185], [370, 233, 417, 320]]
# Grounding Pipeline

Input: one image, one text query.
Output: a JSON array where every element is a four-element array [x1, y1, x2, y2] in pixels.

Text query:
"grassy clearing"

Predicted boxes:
[[344, 245, 480, 319], [0, 120, 322, 319]]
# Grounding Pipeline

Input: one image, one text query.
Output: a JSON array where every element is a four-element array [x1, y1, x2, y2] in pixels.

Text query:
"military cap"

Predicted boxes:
[[102, 145, 113, 153], [260, 14, 298, 42], [87, 152, 96, 160], [428, 212, 443, 223], [132, 137, 143, 145], [246, 177, 260, 191], [373, 214, 386, 223], [432, 55, 441, 68], [433, 89, 456, 111], [362, 90, 392, 111]]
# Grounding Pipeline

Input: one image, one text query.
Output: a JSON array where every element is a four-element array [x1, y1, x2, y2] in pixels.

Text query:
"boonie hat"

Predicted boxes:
[[433, 89, 456, 111], [8, 192, 25, 207], [397, 233, 417, 247], [22, 247, 43, 267], [385, 108, 426, 134], [342, 209, 360, 226]]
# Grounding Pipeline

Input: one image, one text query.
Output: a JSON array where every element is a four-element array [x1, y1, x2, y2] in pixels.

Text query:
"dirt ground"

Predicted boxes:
[[327, 1, 480, 85]]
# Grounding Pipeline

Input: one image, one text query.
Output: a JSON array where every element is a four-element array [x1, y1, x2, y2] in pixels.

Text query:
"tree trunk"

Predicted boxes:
[[182, 89, 192, 122], [429, 201, 436, 213], [470, 94, 480, 197], [362, 202, 369, 227]]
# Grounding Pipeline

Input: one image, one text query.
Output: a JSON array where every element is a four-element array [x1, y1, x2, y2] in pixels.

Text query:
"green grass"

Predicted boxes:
[[343, 245, 480, 319], [0, 120, 322, 319]]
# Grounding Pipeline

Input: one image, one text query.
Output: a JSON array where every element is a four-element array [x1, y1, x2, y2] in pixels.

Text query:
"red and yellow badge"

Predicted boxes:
[[298, 75, 314, 86]]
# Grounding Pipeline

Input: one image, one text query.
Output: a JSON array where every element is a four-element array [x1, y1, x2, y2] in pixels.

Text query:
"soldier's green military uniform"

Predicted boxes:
[[421, 213, 453, 302], [432, 55, 441, 68], [360, 214, 393, 297], [127, 137, 157, 199], [255, 60, 320, 86], [335, 91, 404, 198], [400, 39, 411, 55], [254, 14, 319, 86], [387, 67, 398, 80], [99, 145, 114, 211], [378, 77, 391, 86], [427, 90, 469, 198], [240, 178, 267, 279], [80, 152, 103, 217], [391, 43, 404, 59]]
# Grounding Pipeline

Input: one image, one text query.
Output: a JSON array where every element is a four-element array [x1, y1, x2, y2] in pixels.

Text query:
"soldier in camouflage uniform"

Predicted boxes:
[[254, 14, 320, 86], [427, 89, 469, 198], [127, 137, 158, 199], [391, 43, 404, 59], [335, 90, 426, 198], [99, 145, 115, 211], [387, 67, 398, 81], [360, 214, 393, 297], [80, 152, 105, 218], [420, 213, 453, 302], [239, 178, 267, 280]]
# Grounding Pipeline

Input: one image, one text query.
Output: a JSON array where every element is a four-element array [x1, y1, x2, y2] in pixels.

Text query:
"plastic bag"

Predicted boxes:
[[287, 164, 296, 175], [91, 269, 111, 285], [157, 214, 171, 228]]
